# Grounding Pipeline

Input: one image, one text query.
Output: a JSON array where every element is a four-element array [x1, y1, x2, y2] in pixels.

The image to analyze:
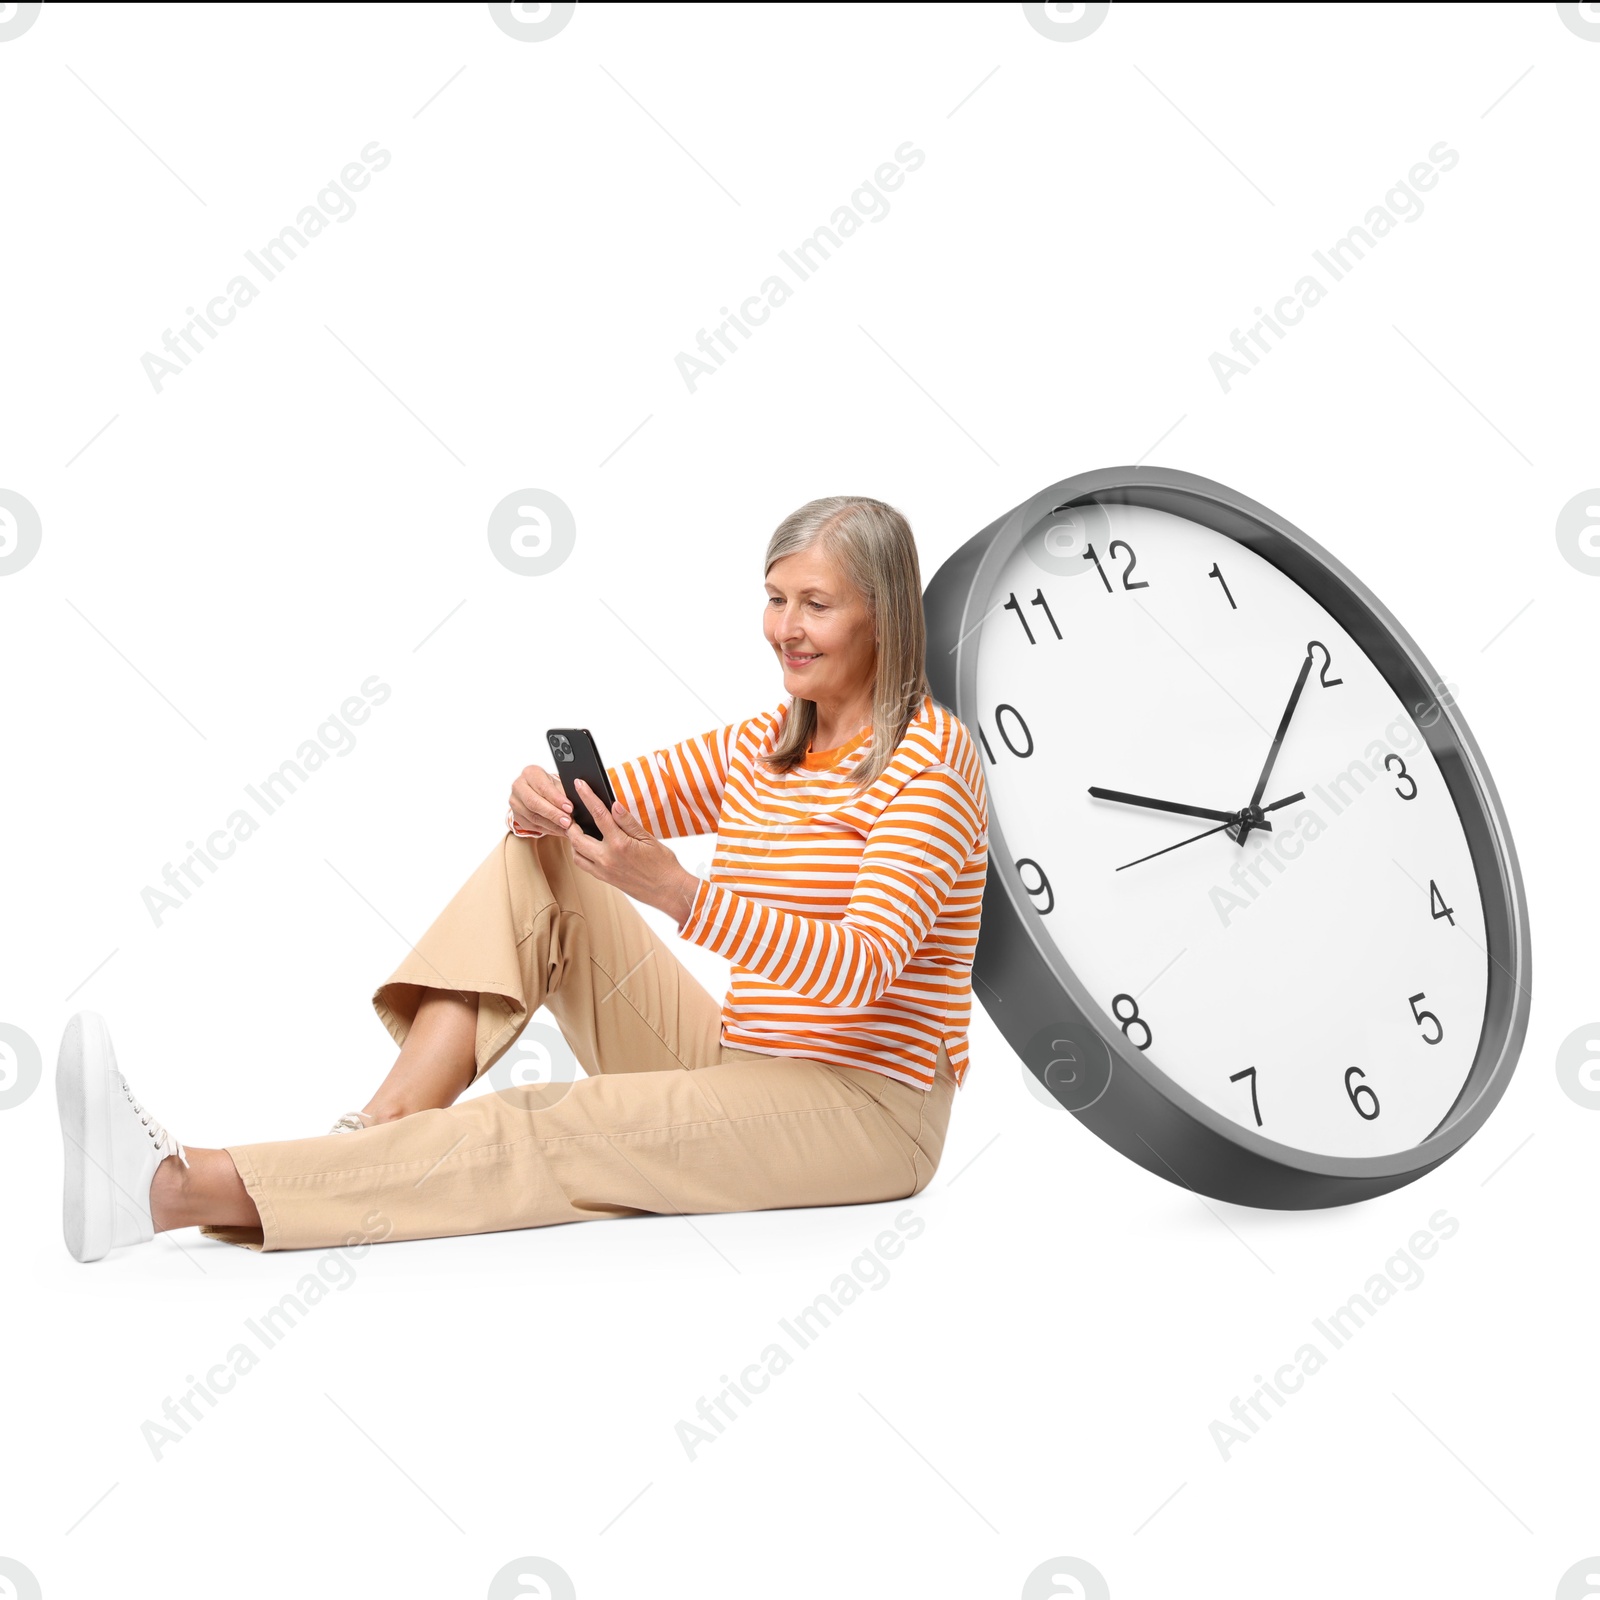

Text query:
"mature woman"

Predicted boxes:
[[56, 496, 990, 1261]]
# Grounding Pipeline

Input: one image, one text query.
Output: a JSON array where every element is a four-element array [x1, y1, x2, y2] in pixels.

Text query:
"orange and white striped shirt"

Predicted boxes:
[[577, 692, 989, 1092]]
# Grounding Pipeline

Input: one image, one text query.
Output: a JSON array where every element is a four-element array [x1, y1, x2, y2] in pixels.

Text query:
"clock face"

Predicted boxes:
[[972, 500, 1490, 1159]]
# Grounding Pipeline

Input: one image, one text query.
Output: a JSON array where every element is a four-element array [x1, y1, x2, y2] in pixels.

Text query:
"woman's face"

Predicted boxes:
[[763, 545, 877, 710]]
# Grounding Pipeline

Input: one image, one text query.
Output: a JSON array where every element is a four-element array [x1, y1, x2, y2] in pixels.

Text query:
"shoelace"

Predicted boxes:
[[120, 1075, 189, 1168], [328, 1112, 374, 1135]]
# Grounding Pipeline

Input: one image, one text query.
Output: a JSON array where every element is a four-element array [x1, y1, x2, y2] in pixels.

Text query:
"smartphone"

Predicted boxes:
[[546, 728, 619, 841]]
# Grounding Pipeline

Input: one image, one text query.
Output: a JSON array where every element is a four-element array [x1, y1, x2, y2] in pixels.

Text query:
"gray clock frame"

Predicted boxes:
[[924, 465, 1531, 1209]]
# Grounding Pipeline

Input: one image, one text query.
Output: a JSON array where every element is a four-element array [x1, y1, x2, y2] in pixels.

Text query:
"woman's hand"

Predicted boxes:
[[566, 780, 698, 924], [507, 763, 575, 838]]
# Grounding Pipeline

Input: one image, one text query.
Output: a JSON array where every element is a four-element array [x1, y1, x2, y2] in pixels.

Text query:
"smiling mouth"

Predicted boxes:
[[783, 652, 821, 664]]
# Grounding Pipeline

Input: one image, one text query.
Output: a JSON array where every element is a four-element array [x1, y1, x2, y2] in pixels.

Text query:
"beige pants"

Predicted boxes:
[[201, 830, 957, 1252]]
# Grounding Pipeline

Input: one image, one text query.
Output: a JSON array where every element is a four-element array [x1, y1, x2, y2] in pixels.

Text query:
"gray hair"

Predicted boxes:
[[757, 495, 930, 795]]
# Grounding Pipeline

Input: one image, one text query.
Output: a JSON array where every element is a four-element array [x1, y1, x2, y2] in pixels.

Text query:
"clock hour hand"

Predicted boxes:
[[1088, 786, 1252, 827], [1114, 790, 1306, 872]]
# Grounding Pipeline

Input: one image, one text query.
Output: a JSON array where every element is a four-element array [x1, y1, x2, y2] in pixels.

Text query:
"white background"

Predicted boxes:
[[1, 3, 1594, 1597]]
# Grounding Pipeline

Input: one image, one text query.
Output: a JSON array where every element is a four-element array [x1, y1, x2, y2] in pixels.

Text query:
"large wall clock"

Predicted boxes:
[[924, 466, 1530, 1208]]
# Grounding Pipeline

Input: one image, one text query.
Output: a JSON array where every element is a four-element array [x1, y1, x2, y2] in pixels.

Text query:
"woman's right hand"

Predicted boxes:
[[508, 764, 575, 838]]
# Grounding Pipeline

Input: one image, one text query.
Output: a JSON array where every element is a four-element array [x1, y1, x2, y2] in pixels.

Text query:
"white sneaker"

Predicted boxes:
[[56, 1011, 188, 1263], [327, 1111, 374, 1135]]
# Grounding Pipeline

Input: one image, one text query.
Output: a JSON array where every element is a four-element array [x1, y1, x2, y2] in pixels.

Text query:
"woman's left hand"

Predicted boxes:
[[566, 780, 697, 924]]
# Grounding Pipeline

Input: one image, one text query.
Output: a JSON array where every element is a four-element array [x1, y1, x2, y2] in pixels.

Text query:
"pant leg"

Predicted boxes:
[[200, 827, 724, 1249], [210, 1047, 940, 1252], [371, 828, 728, 1084], [799, 1041, 959, 1196], [200, 828, 958, 1252]]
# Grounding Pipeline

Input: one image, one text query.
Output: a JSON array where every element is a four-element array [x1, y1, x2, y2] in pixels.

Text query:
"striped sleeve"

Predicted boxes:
[[601, 721, 739, 840], [675, 760, 985, 1006]]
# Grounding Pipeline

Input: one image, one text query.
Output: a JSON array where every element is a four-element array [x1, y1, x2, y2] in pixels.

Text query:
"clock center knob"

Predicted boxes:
[[1227, 804, 1268, 845]]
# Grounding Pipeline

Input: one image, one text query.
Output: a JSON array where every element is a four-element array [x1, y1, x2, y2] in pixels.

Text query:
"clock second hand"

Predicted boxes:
[[1114, 791, 1307, 872]]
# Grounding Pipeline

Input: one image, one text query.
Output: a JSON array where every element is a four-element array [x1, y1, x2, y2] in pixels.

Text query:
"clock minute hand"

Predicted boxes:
[[1088, 786, 1242, 826], [1248, 650, 1315, 811], [1235, 650, 1316, 847]]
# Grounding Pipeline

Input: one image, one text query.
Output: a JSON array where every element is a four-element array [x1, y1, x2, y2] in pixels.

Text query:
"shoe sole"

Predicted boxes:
[[57, 1011, 115, 1263]]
